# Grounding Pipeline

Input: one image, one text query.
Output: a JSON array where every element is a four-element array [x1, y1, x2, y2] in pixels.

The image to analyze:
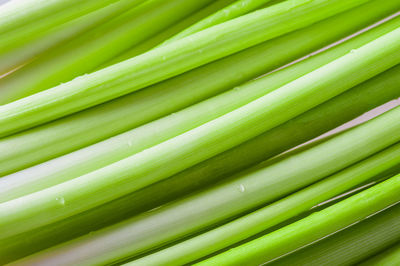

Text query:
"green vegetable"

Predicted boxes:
[[5, 105, 400, 265], [2, 4, 398, 193], [0, 0, 116, 34], [271, 200, 400, 266], [1, 1, 399, 265], [361, 243, 400, 266], [162, 0, 275, 45], [199, 174, 400, 265], [130, 143, 400, 266], [102, 0, 238, 66], [0, 0, 213, 104], [0, 0, 372, 136], [0, 0, 144, 74], [2, 65, 399, 264], [1, 25, 399, 240], [0, 0, 126, 74]]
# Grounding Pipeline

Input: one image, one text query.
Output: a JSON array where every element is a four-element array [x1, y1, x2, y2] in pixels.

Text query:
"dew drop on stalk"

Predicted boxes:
[[239, 184, 245, 192], [56, 196, 65, 206]]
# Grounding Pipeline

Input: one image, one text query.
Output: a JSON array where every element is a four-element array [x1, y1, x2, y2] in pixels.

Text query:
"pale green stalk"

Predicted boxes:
[[0, 0, 107, 34], [2, 65, 399, 263], [0, 0, 372, 136], [0, 0, 144, 73], [199, 175, 400, 266], [272, 200, 400, 266], [8, 109, 400, 265], [0, 0, 213, 104], [0, 0, 124, 73], [103, 0, 238, 66], [1, 6, 398, 193], [0, 27, 399, 240], [163, 0, 275, 45], [129, 143, 400, 266]]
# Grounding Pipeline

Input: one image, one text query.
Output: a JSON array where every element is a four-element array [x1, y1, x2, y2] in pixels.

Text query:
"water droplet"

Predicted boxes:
[[350, 49, 357, 54], [233, 86, 241, 91], [56, 197, 65, 205], [127, 140, 133, 147], [147, 206, 162, 213], [239, 184, 245, 192]]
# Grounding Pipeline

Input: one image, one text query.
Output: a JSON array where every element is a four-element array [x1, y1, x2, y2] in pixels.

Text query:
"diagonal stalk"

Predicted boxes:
[[2, 10, 399, 197], [162, 0, 275, 45], [0, 0, 373, 136], [123, 143, 400, 265], [0, 27, 399, 240], [361, 243, 400, 266], [199, 175, 400, 265], [102, 0, 238, 66], [271, 199, 400, 266], [0, 0, 144, 74], [0, 0, 213, 104], [8, 113, 400, 265], [1, 64, 399, 263]]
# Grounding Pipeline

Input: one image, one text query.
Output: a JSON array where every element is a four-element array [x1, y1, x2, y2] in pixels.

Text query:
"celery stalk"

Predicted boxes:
[[102, 0, 238, 66], [2, 65, 399, 263], [0, 0, 213, 104], [8, 110, 400, 265], [0, 27, 399, 240], [162, 0, 275, 45], [0, 0, 117, 34], [361, 243, 400, 266], [199, 175, 400, 265], [128, 143, 400, 266], [272, 200, 400, 266], [0, 0, 124, 73], [2, 6, 398, 189], [0, 0, 144, 73], [0, 0, 372, 136]]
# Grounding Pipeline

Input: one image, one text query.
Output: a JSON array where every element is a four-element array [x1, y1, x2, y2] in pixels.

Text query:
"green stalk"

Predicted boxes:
[[199, 175, 400, 266], [0, 26, 399, 239], [2, 65, 399, 263], [361, 243, 400, 265], [154, 67, 400, 216], [129, 144, 400, 266], [0, 0, 124, 73], [0, 0, 213, 104], [0, 0, 107, 34], [102, 0, 238, 67], [1, 7, 398, 192], [5, 115, 400, 264], [0, 0, 144, 74], [271, 201, 400, 266], [3, 104, 400, 265], [0, 0, 372, 136], [162, 0, 274, 45]]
